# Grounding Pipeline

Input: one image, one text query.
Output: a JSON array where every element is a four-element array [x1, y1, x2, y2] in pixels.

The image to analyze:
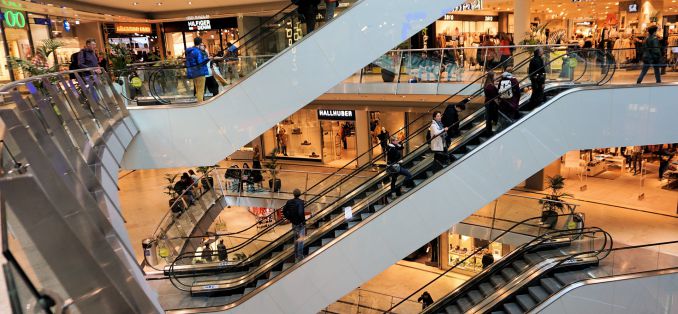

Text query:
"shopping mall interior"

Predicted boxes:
[[0, 0, 676, 313]]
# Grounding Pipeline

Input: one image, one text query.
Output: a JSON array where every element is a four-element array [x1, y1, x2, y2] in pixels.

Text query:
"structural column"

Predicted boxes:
[[513, 0, 531, 45]]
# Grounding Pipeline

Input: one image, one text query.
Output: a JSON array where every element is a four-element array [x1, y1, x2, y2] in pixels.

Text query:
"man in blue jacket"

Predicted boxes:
[[186, 37, 209, 102]]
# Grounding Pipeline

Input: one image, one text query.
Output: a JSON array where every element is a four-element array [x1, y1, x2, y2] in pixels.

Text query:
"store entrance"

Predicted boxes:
[[321, 120, 356, 167]]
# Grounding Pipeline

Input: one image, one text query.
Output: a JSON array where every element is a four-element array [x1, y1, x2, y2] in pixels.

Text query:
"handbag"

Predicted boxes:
[[387, 163, 401, 174]]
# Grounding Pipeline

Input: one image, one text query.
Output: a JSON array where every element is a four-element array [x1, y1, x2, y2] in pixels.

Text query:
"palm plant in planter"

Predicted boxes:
[[196, 165, 217, 192], [539, 175, 573, 229]]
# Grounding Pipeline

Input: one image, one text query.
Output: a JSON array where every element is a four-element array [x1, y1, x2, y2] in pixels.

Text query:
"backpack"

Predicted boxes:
[[282, 200, 299, 224], [498, 79, 513, 99], [69, 52, 80, 71]]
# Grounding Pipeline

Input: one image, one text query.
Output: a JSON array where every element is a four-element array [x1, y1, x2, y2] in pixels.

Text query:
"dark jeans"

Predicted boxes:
[[637, 63, 661, 83], [390, 166, 413, 196], [529, 79, 545, 109], [485, 101, 498, 133], [205, 76, 219, 95]]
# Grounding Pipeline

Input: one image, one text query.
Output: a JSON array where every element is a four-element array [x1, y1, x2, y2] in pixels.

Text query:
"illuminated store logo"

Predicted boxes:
[[188, 19, 211, 31], [3, 10, 25, 28], [449, 0, 482, 12], [628, 4, 638, 13], [63, 19, 71, 32], [115, 23, 153, 34], [0, 0, 22, 9], [318, 109, 355, 120]]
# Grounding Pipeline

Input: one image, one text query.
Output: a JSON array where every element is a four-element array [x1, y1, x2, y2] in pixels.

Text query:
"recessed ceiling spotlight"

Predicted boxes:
[[156, 2, 163, 5], [188, 1, 192, 4], [133, 2, 138, 5]]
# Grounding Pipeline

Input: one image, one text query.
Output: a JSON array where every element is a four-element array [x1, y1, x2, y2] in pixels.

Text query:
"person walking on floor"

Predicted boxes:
[[498, 70, 521, 120], [185, 37, 209, 102], [637, 25, 662, 84], [528, 48, 546, 109], [418, 291, 434, 310], [430, 111, 450, 166], [483, 71, 500, 134], [283, 189, 306, 262], [386, 136, 414, 197]]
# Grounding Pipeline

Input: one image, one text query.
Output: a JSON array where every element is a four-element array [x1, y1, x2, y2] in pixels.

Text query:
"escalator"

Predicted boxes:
[[419, 227, 613, 314], [121, 0, 471, 169], [153, 50, 616, 312]]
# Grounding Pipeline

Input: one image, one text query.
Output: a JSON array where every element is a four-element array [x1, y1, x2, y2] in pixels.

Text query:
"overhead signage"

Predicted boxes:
[[187, 19, 211, 31], [115, 23, 153, 34], [575, 21, 592, 26], [441, 14, 496, 22], [185, 15, 209, 20], [317, 109, 355, 120], [2, 9, 24, 28], [449, 0, 482, 12]]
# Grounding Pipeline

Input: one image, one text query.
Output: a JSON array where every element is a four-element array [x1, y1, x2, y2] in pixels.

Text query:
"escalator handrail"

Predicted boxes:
[[165, 48, 609, 267]]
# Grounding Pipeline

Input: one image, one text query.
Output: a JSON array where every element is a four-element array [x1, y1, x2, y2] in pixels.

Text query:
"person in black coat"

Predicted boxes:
[[442, 99, 467, 147], [385, 137, 414, 197], [528, 48, 546, 109]]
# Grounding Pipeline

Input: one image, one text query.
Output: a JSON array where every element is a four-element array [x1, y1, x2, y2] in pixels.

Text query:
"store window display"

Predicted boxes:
[[263, 109, 322, 161], [447, 232, 507, 274]]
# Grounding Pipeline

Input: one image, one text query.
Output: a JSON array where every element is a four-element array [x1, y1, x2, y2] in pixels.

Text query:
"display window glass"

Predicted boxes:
[[51, 17, 80, 66], [5, 26, 31, 80], [369, 111, 405, 160], [447, 232, 506, 274], [262, 109, 322, 161], [0, 34, 10, 82]]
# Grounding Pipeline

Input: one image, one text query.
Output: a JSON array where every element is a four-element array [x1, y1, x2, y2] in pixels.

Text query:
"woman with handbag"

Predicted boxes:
[[386, 136, 414, 197], [430, 111, 450, 166]]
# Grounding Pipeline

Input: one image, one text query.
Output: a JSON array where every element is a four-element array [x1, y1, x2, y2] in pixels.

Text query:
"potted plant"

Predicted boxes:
[[9, 39, 64, 78], [538, 175, 573, 229], [196, 165, 217, 192], [265, 149, 281, 192]]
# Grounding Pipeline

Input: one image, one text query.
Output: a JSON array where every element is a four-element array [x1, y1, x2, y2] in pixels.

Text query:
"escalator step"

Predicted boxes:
[[503, 302, 523, 314], [468, 289, 484, 304], [512, 259, 529, 272], [500, 267, 518, 281], [466, 145, 478, 151], [414, 179, 424, 186], [229, 294, 243, 303], [373, 205, 384, 211], [270, 271, 281, 278], [479, 282, 495, 296], [308, 246, 320, 254], [347, 221, 359, 228], [452, 154, 464, 160], [516, 294, 537, 311], [523, 253, 543, 265], [479, 137, 488, 143], [321, 238, 333, 246], [489, 275, 506, 288], [540, 277, 563, 294], [283, 244, 293, 250], [426, 171, 434, 177], [528, 286, 549, 303], [472, 121, 481, 126], [554, 270, 593, 286], [490, 311, 507, 314], [444, 304, 462, 314], [456, 296, 473, 312], [330, 214, 339, 220], [282, 263, 293, 271], [334, 229, 346, 238], [244, 287, 254, 295], [360, 212, 372, 220], [256, 279, 267, 287], [519, 111, 530, 117]]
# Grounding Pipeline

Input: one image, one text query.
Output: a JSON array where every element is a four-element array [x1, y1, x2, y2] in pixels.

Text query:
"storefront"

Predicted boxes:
[[162, 16, 238, 58], [442, 231, 511, 275], [104, 23, 161, 62]]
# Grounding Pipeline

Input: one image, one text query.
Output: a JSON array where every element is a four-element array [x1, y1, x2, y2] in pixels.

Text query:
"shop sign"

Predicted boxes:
[[441, 14, 496, 22], [575, 21, 592, 26], [285, 19, 302, 47], [449, 0, 482, 12], [115, 23, 153, 34], [2, 10, 24, 28], [187, 19, 211, 31], [185, 15, 209, 20], [317, 109, 355, 120]]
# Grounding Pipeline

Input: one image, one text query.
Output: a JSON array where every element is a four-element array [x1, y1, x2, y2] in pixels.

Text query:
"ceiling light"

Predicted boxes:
[[156, 2, 163, 5], [133, 2, 138, 5], [188, 1, 192, 4]]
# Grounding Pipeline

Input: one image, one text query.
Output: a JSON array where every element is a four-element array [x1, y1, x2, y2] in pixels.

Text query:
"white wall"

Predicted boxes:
[[538, 271, 678, 314], [218, 84, 678, 314], [122, 0, 468, 169]]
